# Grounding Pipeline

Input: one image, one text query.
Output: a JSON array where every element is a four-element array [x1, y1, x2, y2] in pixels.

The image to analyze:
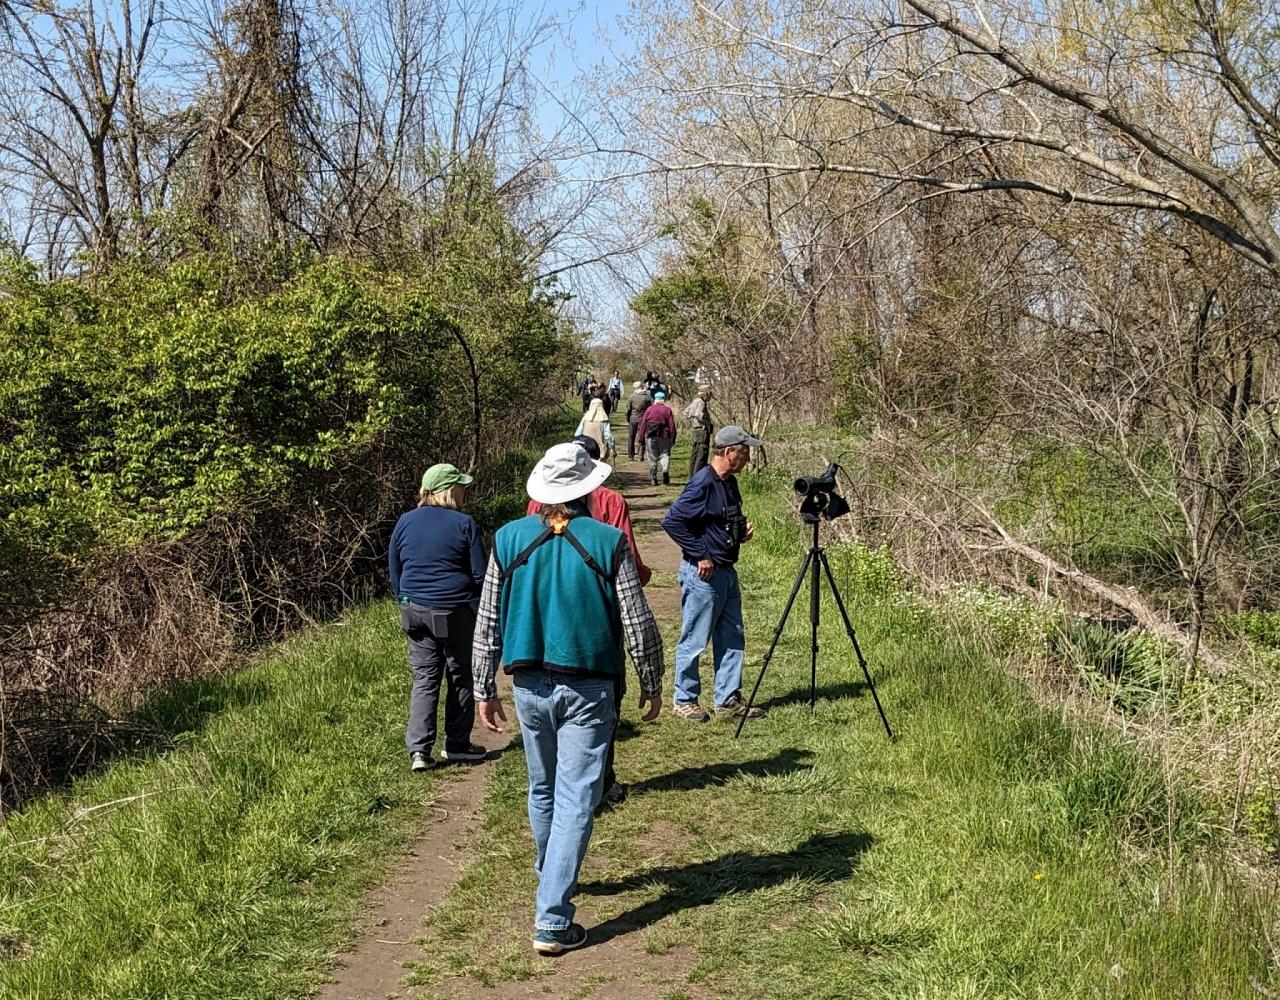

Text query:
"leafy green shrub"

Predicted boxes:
[[0, 243, 577, 808]]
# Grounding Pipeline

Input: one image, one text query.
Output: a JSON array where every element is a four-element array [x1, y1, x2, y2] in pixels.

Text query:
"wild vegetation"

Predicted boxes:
[[0, 0, 583, 810], [614, 0, 1280, 876]]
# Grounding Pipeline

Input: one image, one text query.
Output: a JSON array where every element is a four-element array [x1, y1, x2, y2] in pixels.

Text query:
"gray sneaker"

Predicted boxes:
[[409, 751, 433, 772]]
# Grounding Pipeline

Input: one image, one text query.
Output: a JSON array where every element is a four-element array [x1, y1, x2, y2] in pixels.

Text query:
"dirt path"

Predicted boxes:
[[312, 425, 699, 1000], [312, 721, 511, 1000]]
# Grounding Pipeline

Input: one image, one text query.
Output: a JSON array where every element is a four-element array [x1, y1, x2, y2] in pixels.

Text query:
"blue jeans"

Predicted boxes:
[[674, 561, 745, 707], [512, 671, 616, 930]]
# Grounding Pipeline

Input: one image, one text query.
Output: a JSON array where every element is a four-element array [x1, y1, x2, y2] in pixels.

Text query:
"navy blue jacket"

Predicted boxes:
[[388, 506, 486, 608], [661, 465, 745, 566]]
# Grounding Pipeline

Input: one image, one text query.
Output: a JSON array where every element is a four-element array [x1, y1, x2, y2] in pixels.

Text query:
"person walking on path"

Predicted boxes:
[[388, 463, 489, 771], [625, 380, 652, 460], [684, 384, 714, 477], [580, 380, 597, 413], [660, 426, 766, 722], [526, 435, 651, 812], [608, 371, 623, 407], [637, 390, 676, 486], [576, 396, 615, 459], [474, 443, 664, 955]]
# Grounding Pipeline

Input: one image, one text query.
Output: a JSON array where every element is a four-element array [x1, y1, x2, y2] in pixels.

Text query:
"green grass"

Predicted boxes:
[[0, 408, 577, 999], [412, 469, 1280, 999], [1, 416, 1275, 998], [0, 602, 446, 999]]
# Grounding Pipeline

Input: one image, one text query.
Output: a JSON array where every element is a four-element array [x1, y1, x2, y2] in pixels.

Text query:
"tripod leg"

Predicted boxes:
[[818, 550, 894, 740], [735, 549, 812, 738], [810, 541, 821, 710]]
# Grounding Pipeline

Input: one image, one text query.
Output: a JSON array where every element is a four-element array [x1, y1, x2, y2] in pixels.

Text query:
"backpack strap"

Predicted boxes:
[[497, 521, 620, 585], [560, 524, 615, 582], [498, 525, 555, 584]]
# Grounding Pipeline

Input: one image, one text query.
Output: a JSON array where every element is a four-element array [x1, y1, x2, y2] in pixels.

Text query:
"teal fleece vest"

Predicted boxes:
[[494, 514, 626, 676]]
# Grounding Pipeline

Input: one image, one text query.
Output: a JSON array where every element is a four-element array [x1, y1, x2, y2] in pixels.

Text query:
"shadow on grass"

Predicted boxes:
[[757, 679, 873, 711], [630, 747, 813, 795], [578, 830, 874, 945]]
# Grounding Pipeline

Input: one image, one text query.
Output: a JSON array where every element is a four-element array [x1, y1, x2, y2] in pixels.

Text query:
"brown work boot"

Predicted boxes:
[[716, 692, 766, 719]]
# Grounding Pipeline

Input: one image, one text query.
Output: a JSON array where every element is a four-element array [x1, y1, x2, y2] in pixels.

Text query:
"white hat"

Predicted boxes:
[[633, 380, 643, 389], [527, 442, 612, 504]]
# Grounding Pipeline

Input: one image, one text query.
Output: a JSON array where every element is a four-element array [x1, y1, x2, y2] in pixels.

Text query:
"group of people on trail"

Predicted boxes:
[[385, 389, 764, 955], [622, 378, 717, 486]]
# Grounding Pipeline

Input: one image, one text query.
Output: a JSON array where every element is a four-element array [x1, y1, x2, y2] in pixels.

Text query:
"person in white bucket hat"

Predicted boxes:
[[472, 442, 664, 955]]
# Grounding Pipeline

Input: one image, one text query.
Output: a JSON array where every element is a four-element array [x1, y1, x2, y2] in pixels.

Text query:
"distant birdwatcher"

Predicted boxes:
[[388, 463, 488, 772], [589, 382, 614, 416], [626, 380, 653, 461], [580, 380, 597, 412], [577, 396, 615, 460], [527, 434, 652, 813], [473, 442, 664, 955], [608, 371, 623, 406], [638, 389, 676, 487], [684, 383, 714, 477]]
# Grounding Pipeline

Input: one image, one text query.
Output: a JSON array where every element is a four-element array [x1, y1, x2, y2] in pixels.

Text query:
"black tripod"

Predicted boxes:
[[735, 516, 894, 739]]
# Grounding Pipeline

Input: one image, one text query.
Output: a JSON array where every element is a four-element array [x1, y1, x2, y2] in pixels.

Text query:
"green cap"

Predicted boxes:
[[420, 463, 473, 494]]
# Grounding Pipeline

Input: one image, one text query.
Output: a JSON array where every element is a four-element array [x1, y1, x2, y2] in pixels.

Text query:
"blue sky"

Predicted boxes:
[[529, 1, 634, 139]]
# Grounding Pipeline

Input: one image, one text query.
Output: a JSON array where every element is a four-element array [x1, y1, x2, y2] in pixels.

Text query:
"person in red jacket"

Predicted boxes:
[[637, 390, 677, 486], [525, 435, 651, 811]]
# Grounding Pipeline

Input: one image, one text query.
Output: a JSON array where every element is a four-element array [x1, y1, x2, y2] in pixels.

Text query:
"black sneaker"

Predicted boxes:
[[663, 473, 670, 485], [409, 751, 433, 772], [532, 923, 588, 954], [440, 742, 487, 762], [594, 781, 628, 816]]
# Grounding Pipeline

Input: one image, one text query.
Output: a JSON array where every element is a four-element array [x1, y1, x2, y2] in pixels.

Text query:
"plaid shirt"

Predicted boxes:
[[471, 534, 664, 700]]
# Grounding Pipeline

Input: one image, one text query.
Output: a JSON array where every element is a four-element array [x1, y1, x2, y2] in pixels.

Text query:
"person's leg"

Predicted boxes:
[[602, 673, 622, 789], [673, 561, 716, 705], [689, 429, 708, 476], [535, 676, 614, 931], [628, 421, 638, 460], [646, 438, 659, 485], [441, 605, 477, 751], [710, 567, 747, 707], [512, 673, 558, 874], [659, 439, 672, 482], [403, 604, 444, 755]]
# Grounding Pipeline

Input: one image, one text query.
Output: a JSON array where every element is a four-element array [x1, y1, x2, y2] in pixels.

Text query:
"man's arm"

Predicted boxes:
[[471, 559, 504, 700], [661, 478, 710, 560], [387, 521, 403, 596], [609, 494, 652, 586], [614, 547, 663, 698], [466, 519, 487, 592]]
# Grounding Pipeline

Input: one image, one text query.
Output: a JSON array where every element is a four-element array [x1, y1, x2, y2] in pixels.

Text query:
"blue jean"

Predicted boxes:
[[512, 671, 616, 930], [674, 561, 745, 707]]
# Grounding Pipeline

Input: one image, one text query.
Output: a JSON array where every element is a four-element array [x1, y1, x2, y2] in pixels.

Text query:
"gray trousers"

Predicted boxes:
[[401, 602, 476, 754], [646, 436, 673, 479]]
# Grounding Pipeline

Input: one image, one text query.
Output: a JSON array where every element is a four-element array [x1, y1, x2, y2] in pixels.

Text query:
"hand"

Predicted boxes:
[[697, 557, 716, 581], [743, 521, 755, 542], [638, 693, 661, 722], [478, 697, 507, 733]]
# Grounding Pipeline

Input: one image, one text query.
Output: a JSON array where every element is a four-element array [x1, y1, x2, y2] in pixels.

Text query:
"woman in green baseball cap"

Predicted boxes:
[[388, 463, 488, 772]]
